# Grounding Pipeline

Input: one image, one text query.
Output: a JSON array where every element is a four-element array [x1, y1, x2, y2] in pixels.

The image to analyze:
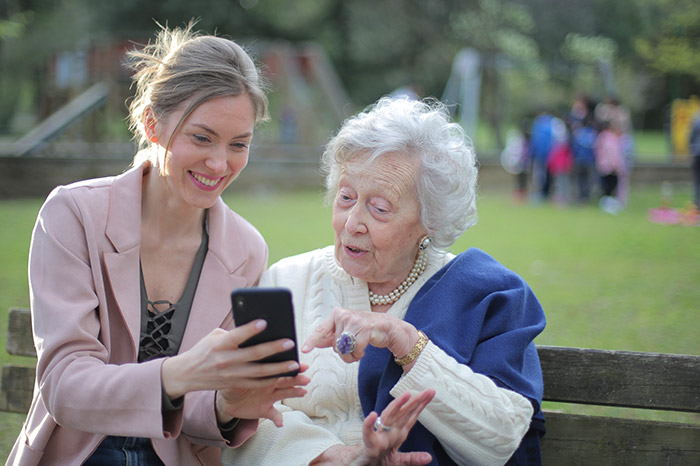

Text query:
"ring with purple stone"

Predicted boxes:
[[334, 331, 357, 355]]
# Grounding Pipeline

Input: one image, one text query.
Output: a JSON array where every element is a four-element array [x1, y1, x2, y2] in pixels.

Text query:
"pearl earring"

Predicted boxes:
[[419, 235, 431, 250]]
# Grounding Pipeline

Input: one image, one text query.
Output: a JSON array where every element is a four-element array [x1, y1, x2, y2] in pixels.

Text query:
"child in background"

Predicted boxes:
[[571, 117, 598, 203], [595, 121, 625, 214], [547, 117, 573, 206], [501, 120, 531, 202]]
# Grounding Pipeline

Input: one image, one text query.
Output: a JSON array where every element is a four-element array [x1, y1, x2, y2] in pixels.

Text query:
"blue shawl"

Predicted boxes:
[[358, 248, 546, 465]]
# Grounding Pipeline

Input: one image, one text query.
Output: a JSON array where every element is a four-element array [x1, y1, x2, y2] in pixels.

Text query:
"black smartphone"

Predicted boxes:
[[231, 287, 300, 377]]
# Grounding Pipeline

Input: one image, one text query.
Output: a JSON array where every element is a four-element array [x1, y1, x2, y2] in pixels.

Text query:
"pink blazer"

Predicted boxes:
[[8, 163, 268, 465]]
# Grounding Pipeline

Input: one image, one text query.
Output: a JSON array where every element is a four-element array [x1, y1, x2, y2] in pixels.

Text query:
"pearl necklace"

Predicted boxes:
[[368, 248, 427, 306]]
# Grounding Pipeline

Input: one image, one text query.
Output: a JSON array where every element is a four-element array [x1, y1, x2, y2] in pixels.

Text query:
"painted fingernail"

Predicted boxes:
[[283, 340, 295, 350], [256, 320, 267, 329], [288, 362, 300, 371]]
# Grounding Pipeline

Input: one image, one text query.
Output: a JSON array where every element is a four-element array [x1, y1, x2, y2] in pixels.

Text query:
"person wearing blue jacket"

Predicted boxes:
[[571, 117, 598, 203], [529, 110, 554, 201]]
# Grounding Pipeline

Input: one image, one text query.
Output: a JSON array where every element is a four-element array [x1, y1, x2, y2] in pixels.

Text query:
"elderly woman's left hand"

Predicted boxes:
[[310, 388, 436, 466], [358, 388, 436, 465], [301, 307, 420, 365]]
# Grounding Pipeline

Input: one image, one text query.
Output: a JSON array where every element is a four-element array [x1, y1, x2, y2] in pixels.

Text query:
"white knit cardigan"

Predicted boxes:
[[222, 247, 533, 466]]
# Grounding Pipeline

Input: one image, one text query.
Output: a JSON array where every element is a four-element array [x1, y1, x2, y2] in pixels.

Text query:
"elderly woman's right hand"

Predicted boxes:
[[302, 307, 420, 368], [311, 388, 435, 465], [161, 319, 308, 420]]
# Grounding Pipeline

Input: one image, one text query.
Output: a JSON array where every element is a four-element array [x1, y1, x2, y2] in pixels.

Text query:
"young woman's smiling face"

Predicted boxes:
[[332, 152, 427, 295], [152, 94, 255, 210]]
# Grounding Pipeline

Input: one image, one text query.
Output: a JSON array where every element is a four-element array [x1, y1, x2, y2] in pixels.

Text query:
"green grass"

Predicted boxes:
[[459, 188, 699, 355], [1, 182, 698, 459], [0, 198, 42, 459], [633, 130, 673, 162]]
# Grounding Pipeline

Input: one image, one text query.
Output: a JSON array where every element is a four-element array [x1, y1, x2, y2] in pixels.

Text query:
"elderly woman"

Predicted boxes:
[[223, 97, 546, 465]]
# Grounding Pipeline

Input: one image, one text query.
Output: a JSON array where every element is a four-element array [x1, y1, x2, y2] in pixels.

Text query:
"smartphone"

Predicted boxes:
[[231, 287, 300, 377]]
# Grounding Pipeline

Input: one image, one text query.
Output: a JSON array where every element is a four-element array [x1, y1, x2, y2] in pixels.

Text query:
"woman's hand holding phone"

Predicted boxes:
[[161, 315, 309, 427], [215, 361, 310, 427]]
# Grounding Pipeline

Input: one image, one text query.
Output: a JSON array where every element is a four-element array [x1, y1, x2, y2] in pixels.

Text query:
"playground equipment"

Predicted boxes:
[[442, 48, 482, 138], [0, 41, 352, 159], [0, 82, 110, 157], [260, 41, 352, 146]]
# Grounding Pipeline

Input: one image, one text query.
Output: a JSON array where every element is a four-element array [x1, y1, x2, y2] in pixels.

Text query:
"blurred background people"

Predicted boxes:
[[500, 118, 531, 202], [529, 109, 554, 202], [570, 115, 598, 203], [547, 116, 573, 206], [595, 121, 626, 214]]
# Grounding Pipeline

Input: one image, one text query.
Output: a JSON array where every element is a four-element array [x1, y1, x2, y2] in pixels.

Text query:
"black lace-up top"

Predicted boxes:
[[138, 212, 209, 363]]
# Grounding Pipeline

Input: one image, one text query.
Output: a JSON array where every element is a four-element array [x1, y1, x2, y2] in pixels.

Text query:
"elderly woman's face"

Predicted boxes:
[[332, 153, 426, 291]]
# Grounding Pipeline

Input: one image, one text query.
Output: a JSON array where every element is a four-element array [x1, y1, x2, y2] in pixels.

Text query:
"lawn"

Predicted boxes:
[[0, 180, 698, 459]]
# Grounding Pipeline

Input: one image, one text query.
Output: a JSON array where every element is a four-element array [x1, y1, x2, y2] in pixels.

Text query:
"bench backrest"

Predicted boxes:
[[1, 308, 36, 413], [538, 345, 700, 464]]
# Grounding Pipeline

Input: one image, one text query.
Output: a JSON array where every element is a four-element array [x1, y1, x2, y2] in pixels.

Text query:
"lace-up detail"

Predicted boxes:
[[140, 300, 177, 361]]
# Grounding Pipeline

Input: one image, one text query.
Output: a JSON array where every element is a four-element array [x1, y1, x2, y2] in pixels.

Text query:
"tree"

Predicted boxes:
[[448, 0, 540, 148], [634, 0, 700, 80], [2, 0, 698, 140]]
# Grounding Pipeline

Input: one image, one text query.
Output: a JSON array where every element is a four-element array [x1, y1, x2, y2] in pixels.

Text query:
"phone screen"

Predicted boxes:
[[231, 287, 300, 377]]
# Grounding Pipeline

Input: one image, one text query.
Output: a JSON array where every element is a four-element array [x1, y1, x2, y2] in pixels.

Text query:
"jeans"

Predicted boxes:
[[573, 161, 594, 202], [530, 158, 550, 201], [83, 436, 165, 466], [600, 173, 618, 197]]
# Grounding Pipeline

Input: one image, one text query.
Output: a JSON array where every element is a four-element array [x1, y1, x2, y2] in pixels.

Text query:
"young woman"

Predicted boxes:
[[9, 23, 308, 466]]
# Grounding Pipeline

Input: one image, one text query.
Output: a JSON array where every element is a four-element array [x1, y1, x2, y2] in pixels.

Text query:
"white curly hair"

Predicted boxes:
[[321, 96, 479, 250]]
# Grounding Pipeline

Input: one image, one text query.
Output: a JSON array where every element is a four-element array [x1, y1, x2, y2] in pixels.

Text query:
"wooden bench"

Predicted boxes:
[[2, 307, 699, 464], [0, 308, 36, 413], [538, 345, 699, 464]]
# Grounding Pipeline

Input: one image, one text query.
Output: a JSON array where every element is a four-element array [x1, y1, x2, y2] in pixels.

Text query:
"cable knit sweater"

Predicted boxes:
[[222, 246, 537, 466]]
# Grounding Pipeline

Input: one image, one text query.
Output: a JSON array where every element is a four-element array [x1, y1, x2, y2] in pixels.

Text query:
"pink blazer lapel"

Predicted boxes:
[[103, 164, 145, 357]]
